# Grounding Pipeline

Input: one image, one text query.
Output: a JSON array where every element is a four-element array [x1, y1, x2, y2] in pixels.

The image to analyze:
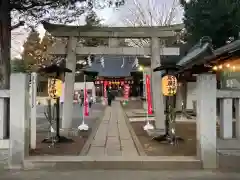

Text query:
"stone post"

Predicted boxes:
[[196, 74, 217, 169], [175, 81, 187, 112], [0, 95, 7, 139], [30, 72, 37, 149], [151, 37, 165, 130], [235, 99, 240, 139], [62, 37, 77, 129], [9, 73, 29, 169], [219, 99, 233, 139]]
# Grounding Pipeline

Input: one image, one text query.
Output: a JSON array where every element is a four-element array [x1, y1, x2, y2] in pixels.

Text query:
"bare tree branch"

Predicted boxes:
[[121, 0, 181, 47], [11, 21, 24, 30]]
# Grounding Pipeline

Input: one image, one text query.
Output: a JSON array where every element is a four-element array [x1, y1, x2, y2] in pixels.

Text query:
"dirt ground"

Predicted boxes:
[[29, 130, 90, 156], [131, 121, 236, 156]]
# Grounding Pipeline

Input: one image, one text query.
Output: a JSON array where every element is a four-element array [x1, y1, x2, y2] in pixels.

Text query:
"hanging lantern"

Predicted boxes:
[[162, 75, 178, 96], [48, 78, 63, 99]]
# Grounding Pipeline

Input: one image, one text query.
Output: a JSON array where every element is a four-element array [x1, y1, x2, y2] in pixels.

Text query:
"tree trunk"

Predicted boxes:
[[0, 0, 11, 138]]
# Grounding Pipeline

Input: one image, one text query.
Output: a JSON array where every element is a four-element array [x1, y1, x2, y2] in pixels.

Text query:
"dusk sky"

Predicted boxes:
[[11, 0, 183, 58]]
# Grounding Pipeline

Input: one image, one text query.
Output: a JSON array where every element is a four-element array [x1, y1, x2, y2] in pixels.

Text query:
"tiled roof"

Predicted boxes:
[[85, 55, 137, 77]]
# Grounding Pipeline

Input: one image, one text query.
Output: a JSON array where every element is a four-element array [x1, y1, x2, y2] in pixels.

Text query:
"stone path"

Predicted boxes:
[[2, 170, 240, 180], [87, 101, 138, 156]]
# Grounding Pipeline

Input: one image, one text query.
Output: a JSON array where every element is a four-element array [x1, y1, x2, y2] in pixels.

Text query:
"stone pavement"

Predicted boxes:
[[87, 101, 138, 156], [1, 170, 240, 180]]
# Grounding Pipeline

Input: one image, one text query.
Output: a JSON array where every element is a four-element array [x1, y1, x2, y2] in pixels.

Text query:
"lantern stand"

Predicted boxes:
[[152, 65, 184, 145], [38, 64, 73, 144]]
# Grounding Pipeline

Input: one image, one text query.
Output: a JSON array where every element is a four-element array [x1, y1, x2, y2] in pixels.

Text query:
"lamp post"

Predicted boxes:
[[38, 63, 73, 143]]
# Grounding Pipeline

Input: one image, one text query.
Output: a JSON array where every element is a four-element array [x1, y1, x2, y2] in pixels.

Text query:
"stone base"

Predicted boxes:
[[146, 128, 165, 137], [60, 128, 80, 137]]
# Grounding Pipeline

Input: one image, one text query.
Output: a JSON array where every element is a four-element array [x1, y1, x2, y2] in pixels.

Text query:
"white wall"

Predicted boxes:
[[74, 82, 95, 90], [186, 82, 197, 110]]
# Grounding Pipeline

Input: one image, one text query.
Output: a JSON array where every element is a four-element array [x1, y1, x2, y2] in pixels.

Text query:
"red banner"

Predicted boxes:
[[84, 88, 89, 116], [104, 81, 107, 99], [124, 84, 130, 100], [146, 74, 153, 114]]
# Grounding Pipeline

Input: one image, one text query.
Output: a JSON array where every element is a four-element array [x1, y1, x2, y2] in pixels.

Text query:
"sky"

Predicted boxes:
[[11, 0, 183, 58]]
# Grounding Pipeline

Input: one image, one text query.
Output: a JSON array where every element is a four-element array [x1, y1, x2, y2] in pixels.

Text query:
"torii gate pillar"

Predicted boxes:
[[151, 37, 165, 131]]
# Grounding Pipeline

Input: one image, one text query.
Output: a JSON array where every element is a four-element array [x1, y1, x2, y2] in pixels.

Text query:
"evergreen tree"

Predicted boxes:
[[22, 31, 56, 70], [180, 0, 240, 48], [39, 32, 56, 66], [82, 10, 108, 47], [21, 30, 41, 70]]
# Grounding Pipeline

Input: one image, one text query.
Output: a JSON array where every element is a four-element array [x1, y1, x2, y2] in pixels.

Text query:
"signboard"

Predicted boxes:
[[220, 71, 240, 90], [162, 75, 177, 96], [145, 74, 153, 114], [48, 78, 62, 99]]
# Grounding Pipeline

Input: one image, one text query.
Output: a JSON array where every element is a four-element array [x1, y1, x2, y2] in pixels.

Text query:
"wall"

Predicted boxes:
[[0, 140, 9, 169], [74, 82, 94, 90]]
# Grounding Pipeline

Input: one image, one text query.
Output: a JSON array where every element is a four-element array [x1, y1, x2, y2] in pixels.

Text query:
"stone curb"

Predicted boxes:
[[23, 156, 201, 170], [120, 103, 147, 156], [79, 106, 107, 156]]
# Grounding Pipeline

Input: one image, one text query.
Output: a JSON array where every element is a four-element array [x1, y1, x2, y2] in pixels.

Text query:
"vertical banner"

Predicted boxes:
[[60, 83, 65, 103], [84, 88, 89, 116], [124, 84, 130, 100], [104, 81, 107, 100], [146, 74, 153, 114]]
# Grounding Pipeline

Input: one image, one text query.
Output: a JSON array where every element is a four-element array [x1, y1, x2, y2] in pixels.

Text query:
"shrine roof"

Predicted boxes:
[[158, 38, 240, 74], [181, 39, 240, 72], [83, 56, 136, 77]]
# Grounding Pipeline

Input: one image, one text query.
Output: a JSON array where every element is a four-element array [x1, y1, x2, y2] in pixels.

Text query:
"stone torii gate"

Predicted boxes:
[[42, 22, 182, 132]]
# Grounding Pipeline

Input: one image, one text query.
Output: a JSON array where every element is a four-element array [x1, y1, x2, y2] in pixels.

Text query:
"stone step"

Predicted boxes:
[[24, 156, 202, 170]]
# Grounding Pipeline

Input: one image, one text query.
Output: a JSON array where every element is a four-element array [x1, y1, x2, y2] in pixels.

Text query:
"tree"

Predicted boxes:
[[180, 0, 240, 48], [81, 10, 108, 47], [120, 0, 182, 47], [21, 31, 56, 71], [0, 0, 124, 137], [21, 30, 41, 70], [0, 0, 125, 90]]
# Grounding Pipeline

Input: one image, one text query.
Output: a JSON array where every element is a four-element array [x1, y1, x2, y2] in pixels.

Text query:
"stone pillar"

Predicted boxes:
[[235, 99, 240, 139], [62, 37, 77, 129], [151, 37, 165, 130], [9, 73, 29, 169], [176, 81, 187, 111], [30, 72, 37, 149], [219, 99, 233, 139], [0, 97, 7, 139], [92, 84, 96, 103], [196, 74, 217, 169]]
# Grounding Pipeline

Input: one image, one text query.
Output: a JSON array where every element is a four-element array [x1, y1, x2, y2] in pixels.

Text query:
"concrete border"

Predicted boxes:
[[79, 106, 107, 156], [120, 104, 147, 156], [0, 139, 9, 149], [23, 155, 201, 170]]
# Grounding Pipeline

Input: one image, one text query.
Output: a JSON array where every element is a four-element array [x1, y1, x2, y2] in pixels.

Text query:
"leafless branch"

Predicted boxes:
[[11, 21, 24, 30], [121, 0, 181, 47]]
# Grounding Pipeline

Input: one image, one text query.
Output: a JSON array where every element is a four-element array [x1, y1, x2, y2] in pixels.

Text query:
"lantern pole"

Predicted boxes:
[[152, 69, 184, 145]]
